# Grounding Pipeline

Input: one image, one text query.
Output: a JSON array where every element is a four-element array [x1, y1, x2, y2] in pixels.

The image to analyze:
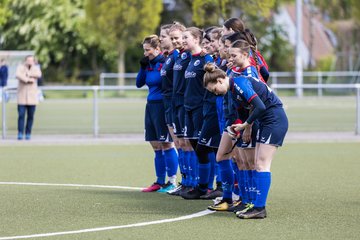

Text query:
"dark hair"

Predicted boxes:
[[203, 63, 227, 87], [142, 35, 161, 49], [225, 32, 245, 43], [223, 18, 245, 33], [210, 27, 222, 41], [231, 40, 251, 54], [186, 27, 204, 43], [242, 29, 260, 66]]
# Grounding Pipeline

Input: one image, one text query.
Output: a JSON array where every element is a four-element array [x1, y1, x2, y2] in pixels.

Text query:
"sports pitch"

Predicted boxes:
[[0, 142, 359, 240]]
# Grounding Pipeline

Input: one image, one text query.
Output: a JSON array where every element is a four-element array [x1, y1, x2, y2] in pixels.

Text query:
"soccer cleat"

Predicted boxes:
[[200, 188, 223, 200], [157, 182, 176, 193], [141, 183, 162, 192], [167, 184, 184, 196], [208, 200, 232, 211], [25, 134, 31, 140], [179, 186, 193, 196], [226, 199, 242, 212], [234, 203, 254, 215], [236, 207, 267, 219], [181, 187, 207, 200]]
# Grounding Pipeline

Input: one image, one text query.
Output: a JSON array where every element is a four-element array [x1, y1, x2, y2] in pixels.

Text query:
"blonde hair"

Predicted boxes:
[[169, 21, 186, 33], [203, 63, 227, 87]]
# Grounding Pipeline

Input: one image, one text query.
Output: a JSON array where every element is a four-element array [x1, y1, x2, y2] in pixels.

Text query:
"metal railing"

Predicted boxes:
[[2, 82, 360, 139], [1, 85, 145, 139]]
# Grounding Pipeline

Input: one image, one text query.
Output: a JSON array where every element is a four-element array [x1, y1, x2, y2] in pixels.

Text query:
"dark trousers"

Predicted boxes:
[[18, 105, 36, 135]]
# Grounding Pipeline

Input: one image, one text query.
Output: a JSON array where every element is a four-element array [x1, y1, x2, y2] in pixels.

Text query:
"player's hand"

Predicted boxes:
[[231, 122, 249, 133], [227, 126, 240, 139], [139, 56, 149, 69], [226, 61, 233, 69]]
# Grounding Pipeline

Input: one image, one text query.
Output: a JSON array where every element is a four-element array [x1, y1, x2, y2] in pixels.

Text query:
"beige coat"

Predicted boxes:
[[16, 64, 42, 105]]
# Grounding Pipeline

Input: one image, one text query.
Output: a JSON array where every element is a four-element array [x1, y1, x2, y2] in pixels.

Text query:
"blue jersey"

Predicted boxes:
[[238, 65, 259, 78], [184, 53, 213, 111], [136, 54, 165, 102], [173, 50, 191, 106], [161, 49, 179, 99], [231, 75, 283, 111]]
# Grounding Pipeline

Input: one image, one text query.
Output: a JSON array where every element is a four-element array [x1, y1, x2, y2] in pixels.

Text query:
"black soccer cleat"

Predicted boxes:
[[236, 207, 267, 219], [181, 187, 207, 200], [200, 188, 223, 200]]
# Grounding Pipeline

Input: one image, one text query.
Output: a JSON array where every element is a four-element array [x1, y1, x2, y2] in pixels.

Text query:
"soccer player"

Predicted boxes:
[[167, 22, 195, 195], [159, 24, 181, 192], [224, 30, 270, 83], [180, 27, 217, 199], [136, 35, 178, 192], [203, 63, 288, 219]]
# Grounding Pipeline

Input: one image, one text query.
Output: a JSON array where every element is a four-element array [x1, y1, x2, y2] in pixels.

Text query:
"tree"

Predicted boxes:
[[191, 0, 276, 27], [1, 0, 87, 68], [84, 0, 163, 85], [0, 0, 10, 27]]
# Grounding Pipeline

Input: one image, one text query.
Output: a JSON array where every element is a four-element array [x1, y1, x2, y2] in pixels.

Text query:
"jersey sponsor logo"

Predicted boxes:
[[185, 71, 196, 79], [173, 63, 182, 70], [194, 59, 201, 66], [181, 52, 188, 59], [160, 69, 166, 76], [166, 58, 171, 64], [234, 82, 244, 94]]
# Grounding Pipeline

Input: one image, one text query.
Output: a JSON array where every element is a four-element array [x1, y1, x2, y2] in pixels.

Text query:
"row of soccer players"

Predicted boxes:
[[136, 18, 288, 219]]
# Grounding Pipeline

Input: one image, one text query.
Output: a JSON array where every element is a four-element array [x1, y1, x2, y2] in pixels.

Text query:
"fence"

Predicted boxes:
[[2, 84, 360, 139], [100, 71, 360, 97]]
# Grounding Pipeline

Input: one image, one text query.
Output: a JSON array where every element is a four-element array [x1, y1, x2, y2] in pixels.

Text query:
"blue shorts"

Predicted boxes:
[[163, 97, 173, 126], [145, 101, 172, 142], [236, 120, 259, 148], [198, 112, 221, 148], [173, 105, 185, 137], [256, 107, 288, 146], [184, 107, 203, 139]]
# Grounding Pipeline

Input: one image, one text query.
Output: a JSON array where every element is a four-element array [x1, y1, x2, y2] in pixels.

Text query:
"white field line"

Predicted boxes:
[[0, 182, 215, 240], [0, 182, 143, 190], [0, 210, 214, 240]]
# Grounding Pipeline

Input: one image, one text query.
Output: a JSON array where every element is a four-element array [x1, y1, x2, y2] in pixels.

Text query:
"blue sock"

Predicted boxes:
[[190, 151, 198, 187], [233, 167, 240, 196], [250, 170, 257, 202], [236, 168, 242, 198], [218, 160, 234, 200], [244, 170, 251, 202], [177, 149, 184, 173], [183, 151, 191, 186], [239, 170, 249, 204], [154, 150, 166, 185], [198, 162, 210, 191], [207, 152, 216, 190], [163, 148, 178, 177], [215, 161, 221, 182], [254, 171, 271, 208]]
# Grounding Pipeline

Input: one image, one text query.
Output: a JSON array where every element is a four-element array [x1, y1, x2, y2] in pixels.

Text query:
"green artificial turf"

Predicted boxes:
[[0, 142, 359, 240]]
